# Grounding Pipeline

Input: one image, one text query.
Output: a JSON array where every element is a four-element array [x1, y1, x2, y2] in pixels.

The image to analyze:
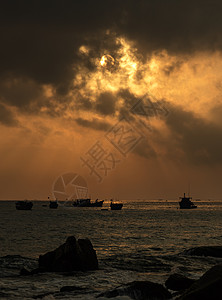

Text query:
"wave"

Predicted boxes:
[[0, 255, 38, 277]]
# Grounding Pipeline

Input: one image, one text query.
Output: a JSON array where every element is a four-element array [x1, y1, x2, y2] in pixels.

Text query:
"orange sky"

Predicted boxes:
[[1, 1, 222, 200]]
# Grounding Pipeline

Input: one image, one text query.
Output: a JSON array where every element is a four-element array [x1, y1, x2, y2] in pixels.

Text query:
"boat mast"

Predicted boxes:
[[188, 182, 191, 197]]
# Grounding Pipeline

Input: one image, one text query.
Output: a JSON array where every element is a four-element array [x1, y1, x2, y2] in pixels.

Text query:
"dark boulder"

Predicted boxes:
[[38, 236, 98, 272], [97, 280, 172, 299], [177, 263, 222, 300], [182, 246, 222, 258], [60, 286, 84, 292], [165, 273, 196, 291], [78, 238, 99, 270]]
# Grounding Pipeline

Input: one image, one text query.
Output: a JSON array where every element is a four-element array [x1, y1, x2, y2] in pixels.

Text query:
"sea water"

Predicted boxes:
[[0, 200, 222, 299]]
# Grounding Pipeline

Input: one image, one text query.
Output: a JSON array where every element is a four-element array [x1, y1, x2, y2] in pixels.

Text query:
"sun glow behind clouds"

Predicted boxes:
[[1, 36, 222, 199], [117, 37, 138, 77], [100, 54, 115, 67], [73, 37, 222, 123], [73, 37, 160, 102]]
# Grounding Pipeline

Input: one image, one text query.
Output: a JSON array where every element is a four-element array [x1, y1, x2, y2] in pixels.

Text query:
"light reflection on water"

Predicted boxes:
[[0, 200, 222, 299], [0, 200, 221, 258]]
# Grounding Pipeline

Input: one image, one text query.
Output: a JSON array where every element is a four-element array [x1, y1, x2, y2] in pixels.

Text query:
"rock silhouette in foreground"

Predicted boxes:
[[165, 273, 196, 291], [21, 236, 98, 274], [38, 236, 98, 272], [177, 263, 222, 300], [182, 246, 222, 258], [97, 280, 172, 299]]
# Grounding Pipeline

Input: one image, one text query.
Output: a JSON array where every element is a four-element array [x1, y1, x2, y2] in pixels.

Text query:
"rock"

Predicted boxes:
[[20, 267, 31, 276], [38, 236, 98, 272], [60, 286, 84, 292], [78, 238, 99, 270], [165, 273, 196, 291], [30, 267, 46, 274], [97, 280, 172, 299], [20, 266, 47, 275], [182, 246, 222, 258], [177, 263, 222, 300]]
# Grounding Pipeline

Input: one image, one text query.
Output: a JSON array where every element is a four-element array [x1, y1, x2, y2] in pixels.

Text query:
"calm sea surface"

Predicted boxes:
[[0, 200, 222, 299]]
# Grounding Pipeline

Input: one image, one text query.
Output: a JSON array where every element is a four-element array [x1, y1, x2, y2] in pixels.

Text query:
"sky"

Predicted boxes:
[[1, 0, 222, 200]]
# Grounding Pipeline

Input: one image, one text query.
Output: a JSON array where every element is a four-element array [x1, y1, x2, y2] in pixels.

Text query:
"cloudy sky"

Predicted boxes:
[[1, 0, 222, 200]]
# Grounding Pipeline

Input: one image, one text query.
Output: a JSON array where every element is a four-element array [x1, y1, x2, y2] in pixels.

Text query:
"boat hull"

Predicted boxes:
[[179, 204, 197, 209], [49, 201, 58, 209], [73, 199, 104, 207], [110, 203, 123, 210], [179, 193, 197, 209]]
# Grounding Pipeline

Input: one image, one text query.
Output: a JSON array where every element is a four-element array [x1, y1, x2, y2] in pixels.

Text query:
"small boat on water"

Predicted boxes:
[[49, 200, 58, 209], [110, 199, 123, 210], [73, 198, 104, 207], [15, 200, 33, 210], [48, 196, 58, 209], [179, 193, 197, 209]]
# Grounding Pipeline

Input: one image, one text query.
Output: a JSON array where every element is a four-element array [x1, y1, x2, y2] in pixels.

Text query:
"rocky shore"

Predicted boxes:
[[20, 240, 222, 299]]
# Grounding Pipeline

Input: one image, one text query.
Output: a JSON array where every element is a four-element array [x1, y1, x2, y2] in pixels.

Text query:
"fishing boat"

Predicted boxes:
[[110, 199, 123, 210], [73, 198, 104, 207], [15, 200, 33, 210], [179, 193, 197, 209]]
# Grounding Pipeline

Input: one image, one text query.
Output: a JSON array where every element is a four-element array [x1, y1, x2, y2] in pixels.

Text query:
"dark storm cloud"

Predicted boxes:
[[75, 97, 93, 111], [75, 92, 117, 116], [75, 117, 111, 131], [1, 1, 222, 86], [0, 77, 44, 108], [118, 89, 141, 109], [165, 104, 222, 164], [1, 0, 222, 115], [122, 0, 222, 54], [0, 103, 18, 126], [123, 102, 222, 165], [95, 92, 116, 115], [0, 0, 123, 94]]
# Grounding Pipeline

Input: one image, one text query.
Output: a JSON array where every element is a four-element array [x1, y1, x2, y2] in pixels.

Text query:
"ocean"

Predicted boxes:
[[0, 200, 222, 299]]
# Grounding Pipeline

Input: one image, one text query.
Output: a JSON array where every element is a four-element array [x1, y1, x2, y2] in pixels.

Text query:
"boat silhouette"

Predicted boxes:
[[110, 199, 123, 210], [48, 197, 58, 209], [73, 198, 104, 207], [15, 200, 33, 210], [49, 200, 58, 209], [179, 193, 197, 209]]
